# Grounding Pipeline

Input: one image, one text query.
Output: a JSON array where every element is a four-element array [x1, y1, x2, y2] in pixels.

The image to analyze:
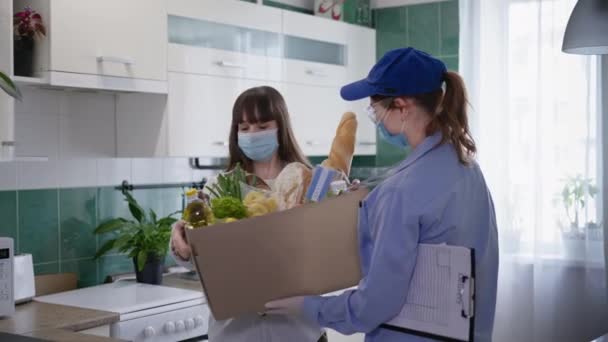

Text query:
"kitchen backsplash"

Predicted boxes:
[[0, 158, 216, 287], [374, 0, 459, 166], [0, 157, 382, 287]]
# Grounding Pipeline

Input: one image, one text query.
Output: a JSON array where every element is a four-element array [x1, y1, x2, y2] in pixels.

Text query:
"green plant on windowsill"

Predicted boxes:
[[558, 175, 599, 240], [93, 191, 179, 285], [0, 71, 22, 100]]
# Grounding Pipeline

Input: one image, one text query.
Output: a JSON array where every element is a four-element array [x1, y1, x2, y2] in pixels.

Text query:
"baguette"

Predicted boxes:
[[273, 162, 312, 210], [321, 112, 358, 176]]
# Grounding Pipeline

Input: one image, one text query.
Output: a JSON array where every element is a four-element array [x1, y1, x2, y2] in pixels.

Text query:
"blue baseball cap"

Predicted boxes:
[[341, 47, 447, 101]]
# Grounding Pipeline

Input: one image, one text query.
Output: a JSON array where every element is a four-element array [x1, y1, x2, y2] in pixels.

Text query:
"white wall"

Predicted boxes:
[[0, 87, 214, 191]]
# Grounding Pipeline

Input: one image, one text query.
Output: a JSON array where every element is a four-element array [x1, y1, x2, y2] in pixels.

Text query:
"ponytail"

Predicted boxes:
[[415, 71, 476, 165]]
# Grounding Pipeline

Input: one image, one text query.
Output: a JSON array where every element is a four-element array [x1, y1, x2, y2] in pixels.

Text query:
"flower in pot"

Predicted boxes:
[[93, 191, 178, 285], [0, 71, 22, 100], [558, 175, 598, 240], [13, 6, 46, 77]]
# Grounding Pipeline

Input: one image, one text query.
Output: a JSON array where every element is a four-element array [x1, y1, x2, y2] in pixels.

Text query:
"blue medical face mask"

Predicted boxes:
[[366, 102, 409, 148], [238, 128, 279, 161], [378, 121, 408, 148]]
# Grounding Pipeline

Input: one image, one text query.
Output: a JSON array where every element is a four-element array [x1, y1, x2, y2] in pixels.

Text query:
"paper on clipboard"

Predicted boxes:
[[382, 244, 475, 342]]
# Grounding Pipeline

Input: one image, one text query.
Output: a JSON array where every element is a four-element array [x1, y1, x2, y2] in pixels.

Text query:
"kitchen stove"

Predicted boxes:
[[35, 280, 209, 342]]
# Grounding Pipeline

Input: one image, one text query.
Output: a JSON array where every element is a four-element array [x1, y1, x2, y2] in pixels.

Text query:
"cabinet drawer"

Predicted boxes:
[[169, 44, 282, 82], [283, 59, 347, 87], [49, 0, 167, 81]]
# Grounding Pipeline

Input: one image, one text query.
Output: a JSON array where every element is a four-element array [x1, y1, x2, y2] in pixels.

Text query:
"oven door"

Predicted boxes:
[[111, 304, 210, 342]]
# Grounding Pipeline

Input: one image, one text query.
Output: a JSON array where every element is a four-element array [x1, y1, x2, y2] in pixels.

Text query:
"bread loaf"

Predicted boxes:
[[273, 162, 312, 210], [321, 112, 358, 176]]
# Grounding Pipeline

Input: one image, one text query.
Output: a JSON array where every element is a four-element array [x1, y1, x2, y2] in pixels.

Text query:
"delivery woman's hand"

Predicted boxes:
[[264, 296, 306, 316], [171, 220, 192, 261]]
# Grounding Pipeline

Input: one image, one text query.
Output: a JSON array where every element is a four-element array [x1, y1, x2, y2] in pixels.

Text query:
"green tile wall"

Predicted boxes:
[[0, 187, 185, 287], [0, 191, 17, 245], [373, 0, 459, 166], [19, 190, 59, 265]]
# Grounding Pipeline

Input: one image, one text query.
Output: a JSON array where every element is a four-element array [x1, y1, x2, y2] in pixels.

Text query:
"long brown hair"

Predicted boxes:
[[227, 86, 311, 173], [374, 71, 476, 165]]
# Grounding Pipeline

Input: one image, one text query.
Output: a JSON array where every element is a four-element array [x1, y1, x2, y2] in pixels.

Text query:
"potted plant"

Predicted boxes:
[[13, 6, 46, 77], [94, 191, 178, 285], [0, 71, 22, 100], [559, 175, 598, 238]]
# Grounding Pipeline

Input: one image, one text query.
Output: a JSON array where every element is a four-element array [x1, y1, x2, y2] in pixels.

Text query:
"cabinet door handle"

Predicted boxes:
[[97, 56, 135, 65], [306, 69, 328, 77], [212, 141, 228, 147], [357, 141, 376, 146], [306, 140, 323, 146], [217, 61, 246, 69], [1, 141, 16, 147]]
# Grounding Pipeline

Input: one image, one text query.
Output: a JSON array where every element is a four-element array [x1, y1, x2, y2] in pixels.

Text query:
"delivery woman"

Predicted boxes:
[[266, 47, 499, 341], [170, 86, 328, 342]]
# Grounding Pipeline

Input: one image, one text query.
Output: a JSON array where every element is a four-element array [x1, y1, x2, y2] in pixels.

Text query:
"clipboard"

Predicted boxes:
[[185, 189, 369, 320], [381, 244, 476, 342]]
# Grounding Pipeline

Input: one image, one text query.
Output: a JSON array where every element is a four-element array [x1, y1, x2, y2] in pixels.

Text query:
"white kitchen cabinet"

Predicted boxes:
[[345, 24, 377, 155], [279, 11, 376, 155], [166, 73, 281, 158], [49, 0, 166, 81], [282, 83, 348, 156], [282, 10, 348, 87], [167, 0, 283, 82], [167, 73, 239, 158], [15, 0, 167, 84]]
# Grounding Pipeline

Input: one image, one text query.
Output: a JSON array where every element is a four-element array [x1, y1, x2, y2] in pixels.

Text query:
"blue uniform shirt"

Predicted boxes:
[[303, 132, 499, 341]]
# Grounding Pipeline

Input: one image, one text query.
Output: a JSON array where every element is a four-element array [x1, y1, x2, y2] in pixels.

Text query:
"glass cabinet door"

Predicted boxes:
[[284, 35, 347, 66], [168, 15, 282, 58]]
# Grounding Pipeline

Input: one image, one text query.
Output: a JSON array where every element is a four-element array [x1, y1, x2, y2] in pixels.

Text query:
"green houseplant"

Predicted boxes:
[[559, 175, 599, 239], [94, 191, 178, 285], [0, 71, 22, 100]]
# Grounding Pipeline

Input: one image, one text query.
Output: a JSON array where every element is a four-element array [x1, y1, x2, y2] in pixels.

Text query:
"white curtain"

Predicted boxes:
[[459, 0, 607, 341]]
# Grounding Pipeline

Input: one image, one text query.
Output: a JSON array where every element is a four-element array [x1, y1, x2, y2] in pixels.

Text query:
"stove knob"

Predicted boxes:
[[144, 326, 156, 338], [194, 315, 205, 327], [176, 320, 185, 332], [164, 321, 176, 334], [185, 318, 195, 330]]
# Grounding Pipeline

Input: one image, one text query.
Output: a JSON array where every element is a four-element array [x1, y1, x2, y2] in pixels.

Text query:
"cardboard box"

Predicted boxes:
[[185, 189, 368, 320]]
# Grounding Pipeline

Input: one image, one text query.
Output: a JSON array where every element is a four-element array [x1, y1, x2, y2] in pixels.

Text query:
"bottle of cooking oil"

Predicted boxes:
[[182, 188, 213, 229]]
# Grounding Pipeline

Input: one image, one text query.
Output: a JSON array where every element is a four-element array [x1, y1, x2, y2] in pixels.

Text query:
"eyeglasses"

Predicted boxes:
[[366, 98, 394, 124]]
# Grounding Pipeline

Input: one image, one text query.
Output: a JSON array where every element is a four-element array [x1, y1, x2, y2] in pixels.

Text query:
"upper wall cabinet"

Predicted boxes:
[[15, 0, 168, 93], [119, 0, 377, 158], [281, 11, 348, 87], [51, 0, 167, 80], [167, 0, 283, 81]]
